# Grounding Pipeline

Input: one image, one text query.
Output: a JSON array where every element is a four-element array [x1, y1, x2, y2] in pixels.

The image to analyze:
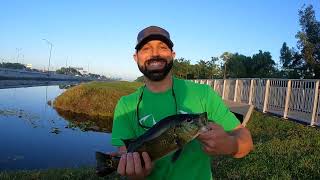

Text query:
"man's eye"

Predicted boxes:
[[160, 46, 168, 50], [142, 47, 150, 51]]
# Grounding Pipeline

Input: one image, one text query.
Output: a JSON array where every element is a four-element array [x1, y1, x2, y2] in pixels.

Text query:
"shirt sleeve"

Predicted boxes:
[[204, 85, 240, 132], [111, 98, 136, 147]]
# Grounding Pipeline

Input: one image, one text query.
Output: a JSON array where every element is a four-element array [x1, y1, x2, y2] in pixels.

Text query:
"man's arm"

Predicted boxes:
[[197, 123, 253, 158], [229, 125, 253, 158]]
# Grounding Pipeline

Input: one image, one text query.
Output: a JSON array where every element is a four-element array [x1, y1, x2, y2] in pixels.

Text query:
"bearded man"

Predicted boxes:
[[111, 26, 253, 180]]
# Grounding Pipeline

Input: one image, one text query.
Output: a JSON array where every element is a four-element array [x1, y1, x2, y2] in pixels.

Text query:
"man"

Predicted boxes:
[[111, 26, 253, 180]]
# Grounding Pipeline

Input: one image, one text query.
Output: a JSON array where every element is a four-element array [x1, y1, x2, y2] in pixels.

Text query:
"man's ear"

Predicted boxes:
[[133, 53, 138, 63], [172, 51, 176, 59]]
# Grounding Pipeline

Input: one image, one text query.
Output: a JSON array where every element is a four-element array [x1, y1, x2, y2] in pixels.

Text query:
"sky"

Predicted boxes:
[[1, 0, 319, 81]]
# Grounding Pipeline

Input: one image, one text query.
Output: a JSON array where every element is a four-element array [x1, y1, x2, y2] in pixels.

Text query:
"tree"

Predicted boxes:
[[0, 62, 26, 69], [250, 50, 276, 78], [173, 58, 191, 79], [220, 52, 233, 79], [279, 43, 302, 78], [207, 57, 222, 79], [296, 5, 320, 78], [280, 42, 294, 69], [226, 53, 249, 78], [56, 67, 82, 76]]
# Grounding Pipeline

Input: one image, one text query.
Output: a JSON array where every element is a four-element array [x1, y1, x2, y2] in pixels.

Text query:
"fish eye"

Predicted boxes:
[[187, 118, 193, 122]]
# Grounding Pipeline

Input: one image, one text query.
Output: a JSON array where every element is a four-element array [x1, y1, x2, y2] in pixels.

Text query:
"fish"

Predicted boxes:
[[95, 112, 208, 177]]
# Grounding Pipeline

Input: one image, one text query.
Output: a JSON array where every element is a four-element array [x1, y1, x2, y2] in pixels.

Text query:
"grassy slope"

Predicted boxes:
[[53, 81, 143, 118], [1, 111, 319, 179]]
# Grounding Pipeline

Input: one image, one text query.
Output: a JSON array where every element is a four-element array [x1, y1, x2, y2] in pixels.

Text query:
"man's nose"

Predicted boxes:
[[151, 48, 160, 56]]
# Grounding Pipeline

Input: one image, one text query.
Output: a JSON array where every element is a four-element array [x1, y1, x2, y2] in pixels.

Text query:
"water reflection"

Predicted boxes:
[[0, 84, 116, 170], [58, 83, 78, 90], [54, 109, 113, 133]]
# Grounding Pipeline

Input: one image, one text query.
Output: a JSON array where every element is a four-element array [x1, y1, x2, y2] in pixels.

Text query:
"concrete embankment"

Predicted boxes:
[[0, 68, 93, 81]]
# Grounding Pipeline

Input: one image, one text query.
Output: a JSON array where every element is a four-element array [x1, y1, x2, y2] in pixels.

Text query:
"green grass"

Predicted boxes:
[[53, 81, 143, 132], [212, 111, 320, 179], [2, 111, 320, 179], [54, 81, 142, 117]]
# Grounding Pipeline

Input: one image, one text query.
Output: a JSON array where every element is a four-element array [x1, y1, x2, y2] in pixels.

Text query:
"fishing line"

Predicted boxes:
[[136, 77, 177, 129]]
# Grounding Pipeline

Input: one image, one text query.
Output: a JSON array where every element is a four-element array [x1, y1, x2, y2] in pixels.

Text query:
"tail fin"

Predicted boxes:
[[95, 151, 120, 177]]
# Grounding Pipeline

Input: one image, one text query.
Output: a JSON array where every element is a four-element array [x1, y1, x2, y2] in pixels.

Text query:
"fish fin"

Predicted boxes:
[[121, 138, 136, 149], [171, 138, 184, 162], [175, 138, 183, 148], [171, 148, 183, 162], [95, 151, 119, 177]]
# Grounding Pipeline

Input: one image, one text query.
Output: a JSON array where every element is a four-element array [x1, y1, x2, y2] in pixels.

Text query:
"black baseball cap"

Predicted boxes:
[[135, 26, 174, 50]]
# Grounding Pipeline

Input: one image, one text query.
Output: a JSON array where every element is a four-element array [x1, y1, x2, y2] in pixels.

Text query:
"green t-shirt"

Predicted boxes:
[[111, 77, 240, 180]]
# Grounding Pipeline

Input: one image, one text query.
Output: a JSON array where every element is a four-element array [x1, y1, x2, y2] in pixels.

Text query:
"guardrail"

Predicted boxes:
[[193, 79, 320, 126]]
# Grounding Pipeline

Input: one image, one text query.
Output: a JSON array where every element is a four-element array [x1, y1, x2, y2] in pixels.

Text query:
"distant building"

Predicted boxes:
[[26, 64, 32, 69]]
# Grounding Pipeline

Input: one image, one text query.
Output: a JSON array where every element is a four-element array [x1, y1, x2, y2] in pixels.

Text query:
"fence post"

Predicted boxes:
[[222, 79, 226, 100], [311, 80, 319, 126], [214, 80, 217, 91], [234, 79, 239, 102], [208, 80, 213, 87], [283, 80, 292, 119], [263, 79, 270, 113], [248, 79, 254, 105]]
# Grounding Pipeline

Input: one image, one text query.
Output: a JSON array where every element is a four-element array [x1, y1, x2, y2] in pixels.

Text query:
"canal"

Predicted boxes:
[[0, 84, 116, 170]]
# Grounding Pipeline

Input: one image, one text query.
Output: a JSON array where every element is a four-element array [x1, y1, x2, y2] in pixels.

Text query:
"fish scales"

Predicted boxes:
[[95, 112, 208, 177]]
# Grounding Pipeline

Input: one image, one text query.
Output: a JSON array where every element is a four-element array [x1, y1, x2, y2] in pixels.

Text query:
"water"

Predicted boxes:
[[0, 85, 116, 170]]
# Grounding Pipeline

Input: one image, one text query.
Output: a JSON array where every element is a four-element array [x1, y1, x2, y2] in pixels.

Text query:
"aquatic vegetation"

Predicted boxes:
[[0, 108, 39, 128]]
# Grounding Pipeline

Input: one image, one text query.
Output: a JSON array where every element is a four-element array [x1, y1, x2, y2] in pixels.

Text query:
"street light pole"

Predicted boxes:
[[16, 48, 22, 64], [42, 38, 53, 73]]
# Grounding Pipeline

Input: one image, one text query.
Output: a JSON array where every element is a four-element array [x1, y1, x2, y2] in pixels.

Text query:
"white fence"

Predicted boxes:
[[193, 79, 320, 126]]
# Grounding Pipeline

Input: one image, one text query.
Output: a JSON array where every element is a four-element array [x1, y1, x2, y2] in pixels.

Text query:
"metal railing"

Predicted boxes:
[[193, 78, 320, 126]]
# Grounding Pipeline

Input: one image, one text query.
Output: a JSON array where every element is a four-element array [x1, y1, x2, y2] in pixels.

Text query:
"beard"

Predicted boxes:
[[138, 56, 173, 81]]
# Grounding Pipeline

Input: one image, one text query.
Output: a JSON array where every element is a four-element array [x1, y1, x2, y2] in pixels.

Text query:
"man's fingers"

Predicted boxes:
[[133, 152, 143, 176], [207, 122, 223, 130], [142, 152, 153, 173], [200, 139, 215, 149], [202, 145, 218, 155], [198, 130, 214, 140], [126, 153, 135, 176], [117, 154, 126, 176]]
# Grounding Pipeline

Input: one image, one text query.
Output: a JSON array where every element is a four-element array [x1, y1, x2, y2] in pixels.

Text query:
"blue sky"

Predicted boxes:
[[1, 0, 319, 80]]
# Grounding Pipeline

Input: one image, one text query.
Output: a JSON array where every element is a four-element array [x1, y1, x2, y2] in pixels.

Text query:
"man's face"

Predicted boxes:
[[134, 40, 176, 81]]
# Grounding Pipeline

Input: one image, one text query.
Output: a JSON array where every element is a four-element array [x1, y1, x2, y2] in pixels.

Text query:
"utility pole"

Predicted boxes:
[[16, 48, 22, 64], [42, 38, 53, 74]]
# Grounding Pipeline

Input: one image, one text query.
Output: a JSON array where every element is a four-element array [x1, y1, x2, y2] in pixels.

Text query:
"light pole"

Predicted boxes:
[[42, 38, 53, 73], [16, 48, 22, 64]]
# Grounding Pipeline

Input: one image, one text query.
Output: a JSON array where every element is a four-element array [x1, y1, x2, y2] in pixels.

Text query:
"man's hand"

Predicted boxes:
[[117, 152, 153, 180], [197, 122, 238, 156]]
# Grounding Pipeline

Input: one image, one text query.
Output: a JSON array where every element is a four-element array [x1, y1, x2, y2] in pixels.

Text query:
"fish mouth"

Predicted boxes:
[[200, 112, 208, 125]]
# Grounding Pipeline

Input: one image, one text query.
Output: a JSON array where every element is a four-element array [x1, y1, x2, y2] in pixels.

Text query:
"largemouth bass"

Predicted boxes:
[[95, 112, 208, 177]]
